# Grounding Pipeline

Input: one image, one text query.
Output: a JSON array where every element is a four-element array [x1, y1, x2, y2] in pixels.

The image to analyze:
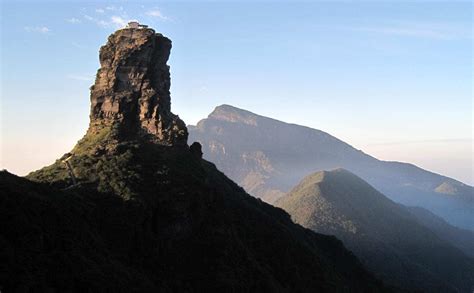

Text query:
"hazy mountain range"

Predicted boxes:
[[189, 104, 474, 230], [276, 168, 474, 292]]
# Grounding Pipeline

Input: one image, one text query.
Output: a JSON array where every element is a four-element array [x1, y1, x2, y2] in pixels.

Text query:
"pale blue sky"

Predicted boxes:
[[1, 1, 472, 184]]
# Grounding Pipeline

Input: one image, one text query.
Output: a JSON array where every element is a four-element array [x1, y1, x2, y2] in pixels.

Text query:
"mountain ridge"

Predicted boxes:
[[276, 168, 474, 292], [189, 104, 474, 230], [204, 104, 472, 186]]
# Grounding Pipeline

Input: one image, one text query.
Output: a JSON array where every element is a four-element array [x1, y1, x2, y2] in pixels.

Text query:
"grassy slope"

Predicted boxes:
[[277, 169, 474, 292]]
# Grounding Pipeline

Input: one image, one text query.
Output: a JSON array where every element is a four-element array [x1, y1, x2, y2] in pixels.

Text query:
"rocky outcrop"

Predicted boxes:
[[189, 142, 203, 159], [89, 27, 187, 146]]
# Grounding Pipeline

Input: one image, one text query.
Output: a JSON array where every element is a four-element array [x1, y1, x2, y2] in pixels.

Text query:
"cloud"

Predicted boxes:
[[67, 18, 81, 24], [67, 74, 94, 81], [82, 13, 128, 29], [368, 138, 472, 146], [24, 26, 50, 34], [348, 22, 470, 40], [96, 20, 109, 28], [105, 6, 123, 11], [95, 8, 105, 14], [111, 16, 127, 27], [71, 42, 86, 49], [146, 9, 169, 21], [354, 27, 450, 40]]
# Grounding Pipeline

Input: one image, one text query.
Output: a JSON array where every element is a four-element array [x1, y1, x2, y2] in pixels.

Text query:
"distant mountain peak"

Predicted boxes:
[[287, 168, 383, 204], [189, 105, 474, 230], [435, 181, 460, 195], [208, 104, 259, 126], [306, 168, 354, 182], [211, 104, 253, 114], [277, 168, 474, 292]]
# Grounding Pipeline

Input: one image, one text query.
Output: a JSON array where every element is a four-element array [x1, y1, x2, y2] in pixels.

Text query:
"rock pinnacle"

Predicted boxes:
[[88, 27, 188, 146]]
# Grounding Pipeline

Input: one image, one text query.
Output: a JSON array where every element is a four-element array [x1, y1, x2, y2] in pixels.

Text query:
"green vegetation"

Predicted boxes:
[[277, 169, 474, 292]]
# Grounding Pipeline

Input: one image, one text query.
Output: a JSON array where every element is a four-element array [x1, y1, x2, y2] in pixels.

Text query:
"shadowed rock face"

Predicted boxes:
[[89, 28, 187, 146]]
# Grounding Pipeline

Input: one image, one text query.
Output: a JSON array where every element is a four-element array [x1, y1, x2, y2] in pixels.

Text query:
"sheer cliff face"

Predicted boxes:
[[89, 28, 187, 146]]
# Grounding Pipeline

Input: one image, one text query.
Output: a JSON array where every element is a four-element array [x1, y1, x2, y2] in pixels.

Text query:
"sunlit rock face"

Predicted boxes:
[[89, 27, 187, 146]]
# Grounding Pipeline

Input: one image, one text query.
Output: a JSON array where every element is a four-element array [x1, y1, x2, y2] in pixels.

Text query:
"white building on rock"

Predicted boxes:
[[126, 21, 148, 29]]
